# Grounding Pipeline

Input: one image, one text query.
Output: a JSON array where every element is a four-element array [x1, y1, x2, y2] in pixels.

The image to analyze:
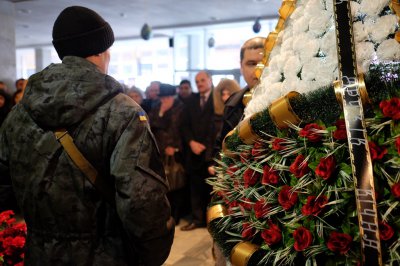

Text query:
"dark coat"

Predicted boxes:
[[181, 92, 216, 171], [214, 87, 249, 157], [148, 99, 184, 154], [0, 56, 174, 266]]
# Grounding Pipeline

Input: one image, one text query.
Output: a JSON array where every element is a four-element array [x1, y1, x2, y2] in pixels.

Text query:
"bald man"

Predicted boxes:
[[180, 70, 216, 231]]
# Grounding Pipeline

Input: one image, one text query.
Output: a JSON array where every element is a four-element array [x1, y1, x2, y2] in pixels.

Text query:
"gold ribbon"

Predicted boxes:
[[242, 88, 254, 107], [206, 204, 228, 225], [334, 73, 371, 108], [268, 91, 301, 129], [231, 241, 259, 266], [391, 0, 400, 43], [247, 0, 298, 106], [260, 0, 297, 72], [238, 116, 259, 145]]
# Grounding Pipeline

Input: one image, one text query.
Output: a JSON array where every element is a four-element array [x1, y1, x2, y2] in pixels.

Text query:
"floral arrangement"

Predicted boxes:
[[246, 0, 399, 118], [208, 81, 400, 263], [0, 211, 26, 266]]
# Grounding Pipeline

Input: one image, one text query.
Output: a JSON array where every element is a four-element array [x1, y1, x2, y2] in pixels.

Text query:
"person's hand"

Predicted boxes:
[[165, 146, 176, 156], [189, 140, 206, 155], [208, 166, 216, 176]]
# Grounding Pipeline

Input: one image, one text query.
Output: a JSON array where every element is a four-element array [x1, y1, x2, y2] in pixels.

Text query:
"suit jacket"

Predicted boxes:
[[181, 92, 216, 171]]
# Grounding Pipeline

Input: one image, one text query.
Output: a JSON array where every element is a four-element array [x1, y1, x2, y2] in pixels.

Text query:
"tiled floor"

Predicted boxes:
[[163, 220, 215, 266]]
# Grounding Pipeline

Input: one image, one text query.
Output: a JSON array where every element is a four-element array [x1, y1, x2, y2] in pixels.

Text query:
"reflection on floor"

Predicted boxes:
[[163, 220, 214, 266]]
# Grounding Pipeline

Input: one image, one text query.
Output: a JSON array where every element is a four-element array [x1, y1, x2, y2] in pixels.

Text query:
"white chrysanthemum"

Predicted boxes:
[[290, 5, 305, 20], [292, 16, 309, 34], [376, 39, 400, 60], [283, 55, 302, 78], [350, 1, 362, 18], [263, 71, 282, 86], [355, 42, 375, 73], [368, 15, 398, 43], [360, 0, 390, 17], [353, 21, 369, 43], [309, 11, 331, 37], [244, 0, 398, 118], [298, 38, 320, 62]]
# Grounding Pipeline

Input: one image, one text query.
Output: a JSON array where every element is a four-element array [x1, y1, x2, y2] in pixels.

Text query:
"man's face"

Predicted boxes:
[[128, 92, 142, 105], [178, 83, 192, 98], [195, 72, 212, 95], [147, 83, 160, 100], [240, 48, 264, 89]]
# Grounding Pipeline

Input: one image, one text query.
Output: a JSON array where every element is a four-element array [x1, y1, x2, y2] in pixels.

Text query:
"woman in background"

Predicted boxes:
[[148, 83, 185, 223], [126, 86, 144, 106], [212, 79, 241, 136]]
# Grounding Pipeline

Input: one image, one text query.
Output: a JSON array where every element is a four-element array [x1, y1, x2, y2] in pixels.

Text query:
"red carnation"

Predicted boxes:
[[228, 200, 239, 214], [278, 185, 298, 211], [395, 137, 400, 155], [315, 156, 336, 181], [242, 222, 254, 239], [227, 165, 239, 177], [240, 198, 253, 211], [262, 165, 280, 185], [293, 227, 313, 251], [251, 142, 264, 158], [261, 222, 282, 246], [326, 232, 352, 254], [272, 138, 286, 151], [379, 221, 394, 241], [254, 199, 270, 219], [243, 168, 261, 188], [369, 141, 387, 161], [0, 210, 15, 224], [290, 154, 310, 178], [240, 151, 250, 163], [301, 195, 328, 216], [379, 97, 400, 120], [333, 119, 347, 140], [299, 123, 324, 142], [391, 183, 400, 199]]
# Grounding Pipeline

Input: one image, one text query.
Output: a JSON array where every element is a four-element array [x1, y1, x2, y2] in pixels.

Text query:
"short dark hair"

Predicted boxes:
[[179, 79, 191, 87], [240, 37, 266, 62], [15, 78, 25, 87]]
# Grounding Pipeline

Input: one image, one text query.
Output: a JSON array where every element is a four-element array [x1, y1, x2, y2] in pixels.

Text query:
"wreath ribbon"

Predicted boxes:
[[333, 0, 382, 265]]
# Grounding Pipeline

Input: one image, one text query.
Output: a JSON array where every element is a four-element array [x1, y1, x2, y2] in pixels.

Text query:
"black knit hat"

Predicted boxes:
[[52, 6, 114, 60]]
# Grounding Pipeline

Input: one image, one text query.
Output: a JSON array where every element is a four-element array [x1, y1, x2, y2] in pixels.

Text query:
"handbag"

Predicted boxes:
[[164, 155, 186, 191]]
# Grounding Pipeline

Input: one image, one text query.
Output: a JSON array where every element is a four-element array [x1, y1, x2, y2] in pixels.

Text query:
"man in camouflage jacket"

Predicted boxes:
[[0, 6, 174, 266]]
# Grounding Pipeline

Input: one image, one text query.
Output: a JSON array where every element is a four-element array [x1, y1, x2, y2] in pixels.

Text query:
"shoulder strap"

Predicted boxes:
[[54, 129, 115, 205]]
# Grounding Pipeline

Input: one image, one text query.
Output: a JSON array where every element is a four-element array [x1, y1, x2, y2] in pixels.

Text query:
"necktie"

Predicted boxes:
[[200, 95, 206, 110]]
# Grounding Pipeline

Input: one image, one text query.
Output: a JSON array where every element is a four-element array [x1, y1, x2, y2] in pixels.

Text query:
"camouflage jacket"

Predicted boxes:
[[0, 56, 174, 266]]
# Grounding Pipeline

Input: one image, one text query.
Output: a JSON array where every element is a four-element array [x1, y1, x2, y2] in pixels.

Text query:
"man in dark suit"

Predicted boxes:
[[217, 37, 266, 150], [180, 70, 215, 231]]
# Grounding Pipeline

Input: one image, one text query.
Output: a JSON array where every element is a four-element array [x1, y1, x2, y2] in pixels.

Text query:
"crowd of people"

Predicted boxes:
[[0, 5, 266, 266]]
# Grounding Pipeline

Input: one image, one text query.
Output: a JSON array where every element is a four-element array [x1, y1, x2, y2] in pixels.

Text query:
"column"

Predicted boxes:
[[35, 47, 52, 72], [0, 1, 16, 92]]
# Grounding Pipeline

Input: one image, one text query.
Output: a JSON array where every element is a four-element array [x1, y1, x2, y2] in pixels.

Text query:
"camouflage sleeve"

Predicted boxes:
[[0, 120, 16, 212], [110, 112, 174, 266]]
